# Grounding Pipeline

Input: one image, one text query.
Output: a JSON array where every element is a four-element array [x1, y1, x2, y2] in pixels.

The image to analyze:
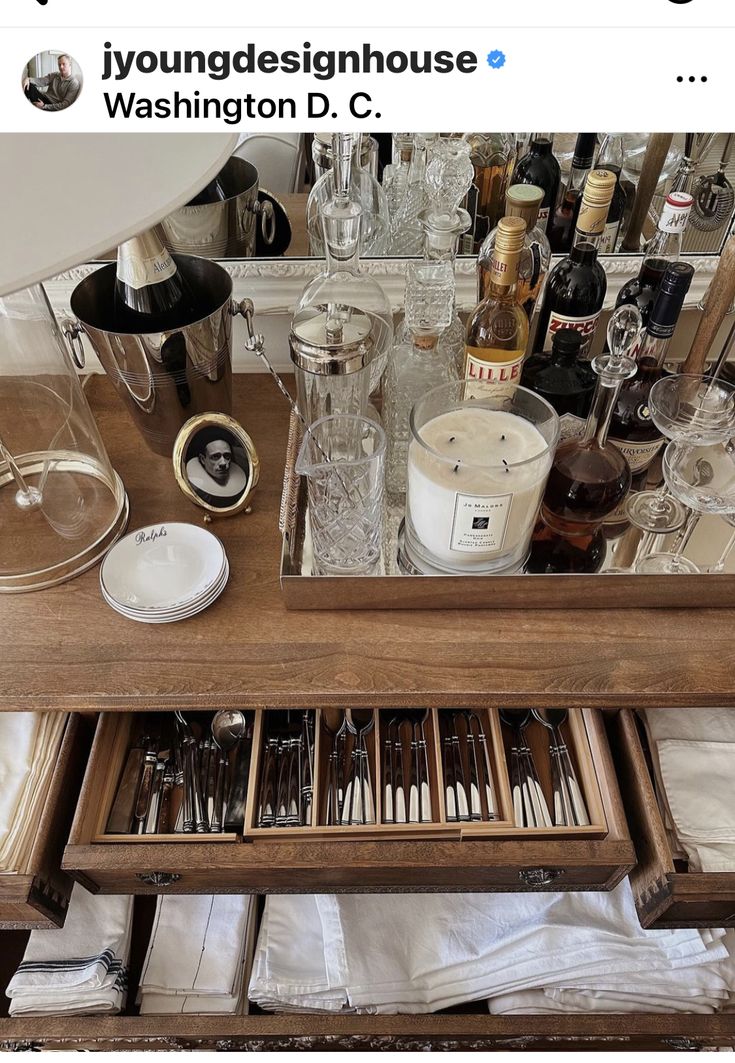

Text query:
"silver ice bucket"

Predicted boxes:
[[161, 158, 275, 258], [69, 257, 244, 456]]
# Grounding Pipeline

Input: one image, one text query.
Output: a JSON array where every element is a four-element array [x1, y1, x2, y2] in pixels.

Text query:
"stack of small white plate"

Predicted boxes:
[[100, 523, 229, 623]]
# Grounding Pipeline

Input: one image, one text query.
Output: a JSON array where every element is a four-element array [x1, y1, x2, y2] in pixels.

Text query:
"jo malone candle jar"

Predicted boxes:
[[403, 382, 559, 575]]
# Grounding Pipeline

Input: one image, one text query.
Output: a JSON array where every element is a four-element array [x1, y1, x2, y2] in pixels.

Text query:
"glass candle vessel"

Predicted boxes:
[[0, 285, 128, 592], [403, 383, 559, 575]]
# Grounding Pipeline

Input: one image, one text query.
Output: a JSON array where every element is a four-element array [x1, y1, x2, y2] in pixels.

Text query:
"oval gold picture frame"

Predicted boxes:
[[173, 412, 260, 517]]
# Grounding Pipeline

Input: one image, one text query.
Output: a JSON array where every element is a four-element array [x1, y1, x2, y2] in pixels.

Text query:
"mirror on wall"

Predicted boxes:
[[94, 133, 735, 263]]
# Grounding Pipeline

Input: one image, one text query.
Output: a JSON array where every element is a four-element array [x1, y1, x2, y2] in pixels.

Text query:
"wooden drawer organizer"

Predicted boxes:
[[62, 707, 634, 894], [611, 708, 735, 929], [0, 899, 733, 1051], [0, 715, 91, 931]]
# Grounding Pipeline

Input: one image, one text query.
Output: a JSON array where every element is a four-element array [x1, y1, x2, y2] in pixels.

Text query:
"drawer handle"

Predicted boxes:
[[518, 867, 565, 888], [136, 872, 181, 888]]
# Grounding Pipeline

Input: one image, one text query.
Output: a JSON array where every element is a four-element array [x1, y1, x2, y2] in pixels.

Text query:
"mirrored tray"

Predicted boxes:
[[280, 443, 735, 611]]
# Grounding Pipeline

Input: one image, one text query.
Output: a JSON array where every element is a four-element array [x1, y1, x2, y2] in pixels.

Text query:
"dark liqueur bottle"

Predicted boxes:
[[521, 328, 596, 421], [601, 262, 695, 539], [533, 169, 616, 358], [115, 226, 199, 331], [527, 306, 640, 573], [548, 132, 597, 254], [510, 133, 561, 236], [613, 191, 693, 350]]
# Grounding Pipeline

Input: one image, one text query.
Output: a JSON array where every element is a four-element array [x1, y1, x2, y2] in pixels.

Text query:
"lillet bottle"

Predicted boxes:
[[477, 183, 551, 322], [464, 216, 529, 394], [527, 305, 641, 574], [533, 169, 617, 359]]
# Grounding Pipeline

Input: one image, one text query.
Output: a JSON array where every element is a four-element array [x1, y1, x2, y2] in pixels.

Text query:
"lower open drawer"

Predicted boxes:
[[611, 708, 735, 929], [62, 707, 635, 894], [0, 715, 91, 930]]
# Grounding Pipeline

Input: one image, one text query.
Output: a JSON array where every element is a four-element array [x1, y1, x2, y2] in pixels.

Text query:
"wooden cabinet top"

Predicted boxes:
[[2, 374, 734, 712]]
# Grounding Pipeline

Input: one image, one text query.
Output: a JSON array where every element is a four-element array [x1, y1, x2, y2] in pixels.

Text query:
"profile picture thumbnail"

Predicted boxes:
[[22, 51, 83, 111]]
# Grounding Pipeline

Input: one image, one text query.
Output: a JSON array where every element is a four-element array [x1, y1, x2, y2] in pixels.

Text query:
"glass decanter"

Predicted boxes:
[[384, 133, 431, 256], [297, 134, 394, 396], [527, 305, 641, 573], [307, 132, 389, 257], [396, 137, 473, 376], [384, 260, 456, 494]]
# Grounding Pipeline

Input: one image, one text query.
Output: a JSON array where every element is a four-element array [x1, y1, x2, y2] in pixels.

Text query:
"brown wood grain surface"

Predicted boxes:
[[3, 375, 735, 712]]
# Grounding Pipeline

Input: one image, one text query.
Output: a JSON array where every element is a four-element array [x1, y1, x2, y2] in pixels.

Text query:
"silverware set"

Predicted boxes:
[[440, 711, 499, 823], [106, 711, 252, 836], [382, 710, 433, 824], [256, 711, 315, 828], [533, 708, 590, 827], [323, 709, 375, 826], [500, 708, 589, 828]]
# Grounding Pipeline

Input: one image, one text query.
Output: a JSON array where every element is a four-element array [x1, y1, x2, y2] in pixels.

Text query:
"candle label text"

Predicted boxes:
[[450, 491, 512, 553]]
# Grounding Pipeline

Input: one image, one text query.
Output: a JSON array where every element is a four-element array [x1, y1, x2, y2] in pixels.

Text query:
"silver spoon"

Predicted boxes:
[[532, 709, 589, 827], [211, 710, 250, 832]]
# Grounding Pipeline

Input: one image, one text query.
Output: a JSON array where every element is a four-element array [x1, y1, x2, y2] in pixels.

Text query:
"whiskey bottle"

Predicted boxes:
[[527, 306, 640, 572], [477, 184, 552, 321], [533, 169, 617, 358], [464, 216, 529, 394], [510, 134, 561, 235], [115, 226, 198, 330], [521, 328, 597, 421], [548, 133, 597, 254], [590, 134, 627, 253], [614, 191, 693, 345]]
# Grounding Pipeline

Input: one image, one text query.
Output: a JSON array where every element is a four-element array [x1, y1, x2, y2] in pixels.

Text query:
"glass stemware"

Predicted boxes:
[[626, 373, 735, 534], [710, 515, 735, 573], [635, 439, 735, 574]]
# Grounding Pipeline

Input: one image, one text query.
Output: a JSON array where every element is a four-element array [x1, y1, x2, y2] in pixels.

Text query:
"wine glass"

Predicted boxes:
[[626, 373, 735, 535], [636, 439, 735, 574], [709, 515, 735, 573]]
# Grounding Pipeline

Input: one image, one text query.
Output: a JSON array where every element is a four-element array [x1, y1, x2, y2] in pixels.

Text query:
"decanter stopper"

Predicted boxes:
[[425, 138, 474, 222], [332, 132, 356, 199], [593, 304, 642, 385]]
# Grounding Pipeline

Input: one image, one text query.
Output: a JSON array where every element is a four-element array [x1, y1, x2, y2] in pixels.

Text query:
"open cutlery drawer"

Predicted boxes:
[[0, 715, 91, 930], [610, 708, 735, 929], [63, 708, 633, 892]]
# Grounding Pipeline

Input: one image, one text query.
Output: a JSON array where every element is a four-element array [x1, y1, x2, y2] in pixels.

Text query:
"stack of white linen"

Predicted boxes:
[[137, 894, 255, 1014], [6, 886, 133, 1016], [0, 712, 68, 874], [248, 881, 735, 1015], [641, 707, 735, 872]]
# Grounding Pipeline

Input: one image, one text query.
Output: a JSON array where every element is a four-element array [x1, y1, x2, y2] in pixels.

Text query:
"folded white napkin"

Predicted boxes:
[[0, 713, 68, 874], [138, 894, 254, 1015], [249, 881, 732, 1015], [7, 885, 133, 1016], [641, 709, 735, 872]]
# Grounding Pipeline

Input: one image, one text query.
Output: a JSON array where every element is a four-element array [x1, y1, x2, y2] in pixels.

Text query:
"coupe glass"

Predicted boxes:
[[636, 439, 735, 574], [626, 373, 735, 534]]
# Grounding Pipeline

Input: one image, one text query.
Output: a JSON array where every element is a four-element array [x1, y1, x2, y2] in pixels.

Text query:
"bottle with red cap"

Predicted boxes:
[[613, 190, 694, 351]]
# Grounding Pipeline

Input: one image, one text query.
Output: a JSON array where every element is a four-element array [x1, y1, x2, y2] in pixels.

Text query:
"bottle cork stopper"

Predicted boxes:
[[582, 169, 617, 208], [505, 184, 544, 229], [495, 216, 527, 254]]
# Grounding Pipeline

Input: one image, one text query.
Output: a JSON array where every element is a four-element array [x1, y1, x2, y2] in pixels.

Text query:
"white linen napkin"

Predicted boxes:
[[7, 885, 133, 1016], [641, 709, 735, 871], [249, 881, 731, 1015], [138, 894, 254, 1015], [0, 713, 68, 874]]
